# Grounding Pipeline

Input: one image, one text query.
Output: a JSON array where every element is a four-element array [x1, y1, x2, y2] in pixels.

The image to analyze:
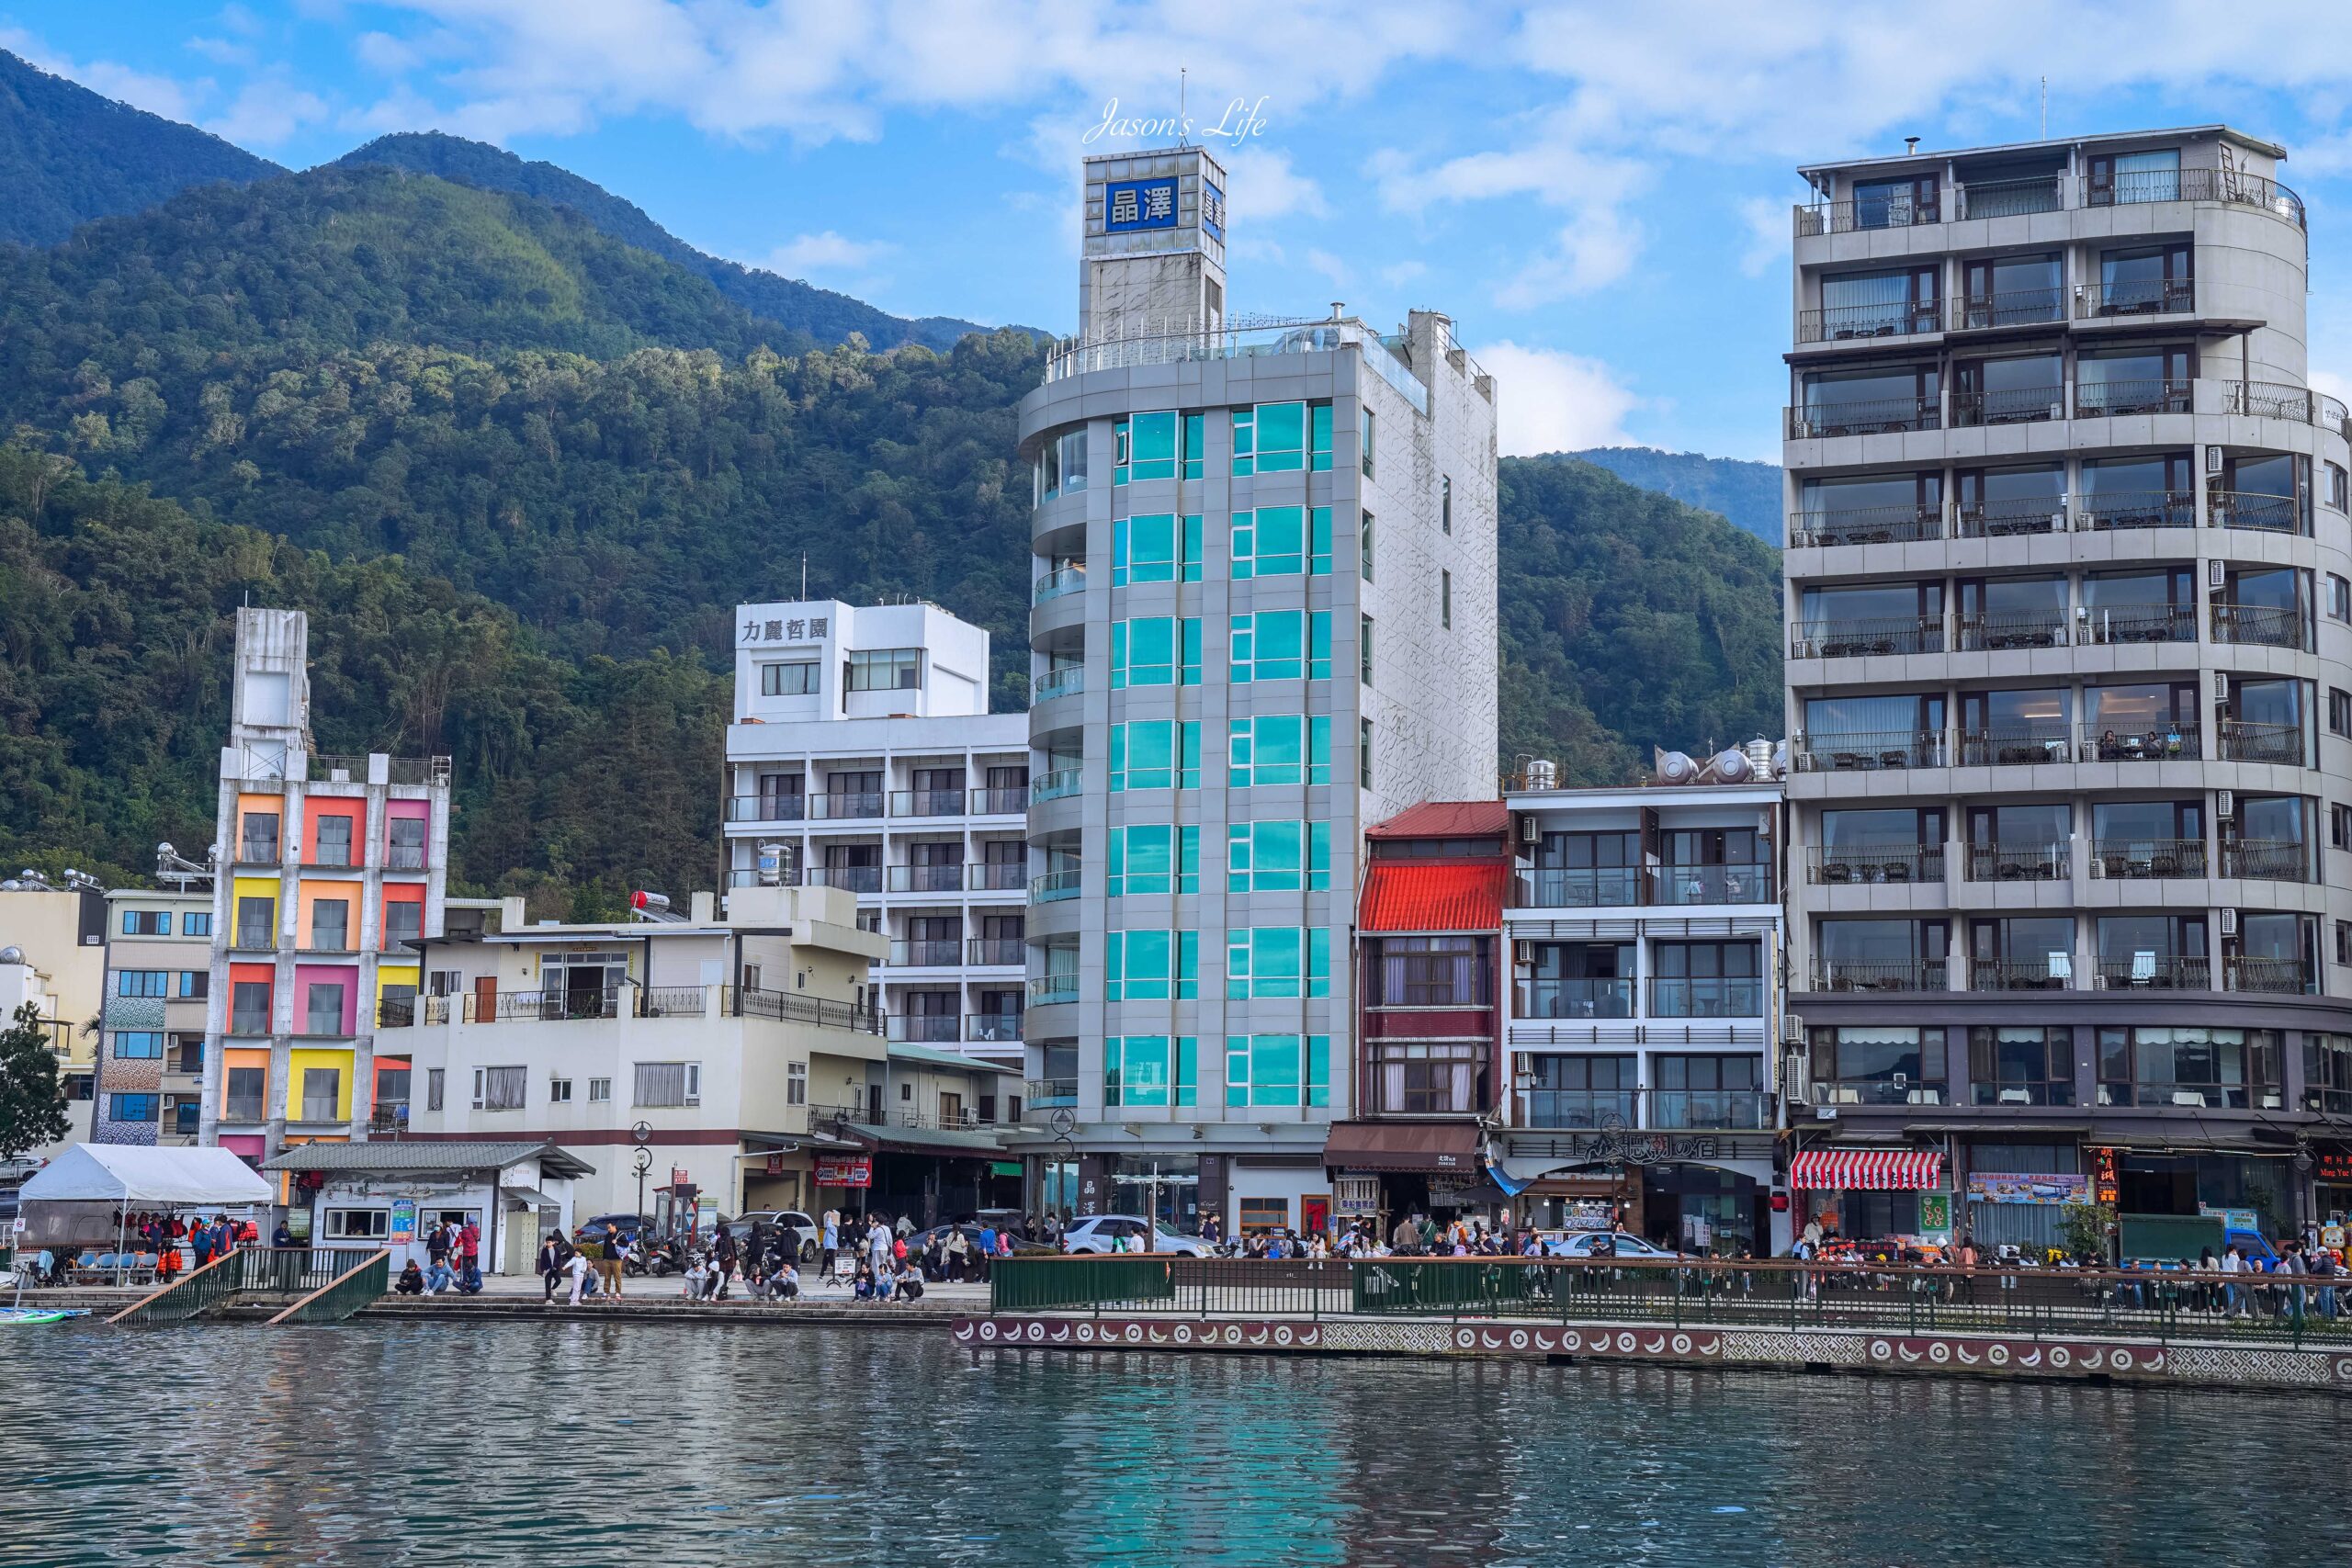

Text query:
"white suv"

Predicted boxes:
[[1061, 1215, 1211, 1257]]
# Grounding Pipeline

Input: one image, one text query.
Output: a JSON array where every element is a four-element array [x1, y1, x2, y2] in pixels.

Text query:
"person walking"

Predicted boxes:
[[821, 1209, 840, 1278], [458, 1217, 482, 1280], [600, 1222, 628, 1302], [537, 1232, 565, 1304], [867, 1215, 893, 1277], [565, 1244, 593, 1307], [975, 1221, 996, 1283]]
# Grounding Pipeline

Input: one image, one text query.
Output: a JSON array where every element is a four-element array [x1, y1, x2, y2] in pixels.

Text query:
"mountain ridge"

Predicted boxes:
[[1558, 446, 1781, 545]]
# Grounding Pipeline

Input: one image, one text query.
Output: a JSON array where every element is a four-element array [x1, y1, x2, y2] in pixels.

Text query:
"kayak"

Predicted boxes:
[[0, 1308, 89, 1325]]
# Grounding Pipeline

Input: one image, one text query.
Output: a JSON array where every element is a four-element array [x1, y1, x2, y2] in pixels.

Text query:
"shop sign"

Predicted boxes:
[[1966, 1171, 2087, 1206], [389, 1198, 416, 1244], [2315, 1150, 2352, 1183], [2199, 1203, 2259, 1233], [765, 1153, 786, 1176], [1918, 1192, 1952, 1233], [816, 1155, 872, 1188], [1551, 1131, 1720, 1167], [1334, 1177, 1380, 1216], [2091, 1147, 2119, 1205]]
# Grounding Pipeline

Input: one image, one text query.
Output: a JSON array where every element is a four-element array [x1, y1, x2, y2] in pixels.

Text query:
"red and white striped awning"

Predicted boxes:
[[1790, 1148, 1942, 1191]]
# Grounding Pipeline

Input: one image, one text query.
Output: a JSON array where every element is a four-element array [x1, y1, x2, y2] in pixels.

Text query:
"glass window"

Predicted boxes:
[[843, 649, 922, 692], [1111, 616, 1202, 688], [1225, 1033, 1329, 1108], [1234, 401, 1316, 476], [117, 970, 169, 998], [760, 662, 820, 696], [1969, 1026, 2075, 1105], [1230, 506, 1332, 579], [1108, 721, 1201, 793], [1227, 820, 1332, 893], [1103, 931, 1198, 1001], [109, 1093, 160, 1123], [311, 813, 355, 867], [1104, 1035, 1198, 1108], [1809, 1025, 1948, 1104], [1230, 610, 1331, 682], [1112, 513, 1202, 585], [1228, 716, 1331, 787], [1227, 927, 1331, 999], [1115, 411, 1180, 483], [1360, 407, 1375, 479], [1105, 824, 1199, 897], [1361, 511, 1374, 581], [113, 1032, 164, 1059], [183, 911, 211, 937]]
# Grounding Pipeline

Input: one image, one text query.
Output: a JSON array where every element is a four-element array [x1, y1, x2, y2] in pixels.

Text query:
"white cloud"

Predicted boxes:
[[206, 82, 331, 148], [0, 27, 205, 122], [1305, 248, 1351, 291], [759, 231, 899, 278], [187, 36, 258, 68], [354, 31, 422, 74], [1380, 259, 1428, 288], [1474, 341, 1642, 455], [1736, 196, 1788, 278], [1220, 148, 1329, 222]]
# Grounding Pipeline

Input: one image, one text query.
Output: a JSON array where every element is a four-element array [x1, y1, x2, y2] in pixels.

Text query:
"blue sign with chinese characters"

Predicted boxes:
[[1104, 176, 1180, 233], [1201, 180, 1226, 241]]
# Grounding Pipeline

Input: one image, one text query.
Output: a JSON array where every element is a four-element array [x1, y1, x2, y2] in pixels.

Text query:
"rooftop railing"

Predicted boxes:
[[2085, 166, 2304, 227], [1792, 165, 2304, 236], [727, 985, 885, 1033]]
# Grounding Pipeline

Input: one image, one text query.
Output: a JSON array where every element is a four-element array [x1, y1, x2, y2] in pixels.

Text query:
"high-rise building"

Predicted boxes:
[[1782, 129, 2352, 1248], [1015, 145, 1500, 1235], [722, 598, 1030, 1065], [202, 608, 452, 1162], [96, 859, 215, 1146]]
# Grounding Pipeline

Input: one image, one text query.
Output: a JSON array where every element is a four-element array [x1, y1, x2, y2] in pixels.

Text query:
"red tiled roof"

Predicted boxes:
[[1359, 860, 1510, 932], [1364, 799, 1510, 840]]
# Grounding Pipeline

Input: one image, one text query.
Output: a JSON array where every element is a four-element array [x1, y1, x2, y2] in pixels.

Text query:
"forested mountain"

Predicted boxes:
[[0, 49, 281, 246], [1561, 446, 1782, 545], [334, 132, 994, 353], [0, 129, 1782, 913]]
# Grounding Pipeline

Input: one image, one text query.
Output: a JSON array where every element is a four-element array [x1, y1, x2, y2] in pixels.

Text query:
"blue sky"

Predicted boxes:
[[10, 1, 2352, 461]]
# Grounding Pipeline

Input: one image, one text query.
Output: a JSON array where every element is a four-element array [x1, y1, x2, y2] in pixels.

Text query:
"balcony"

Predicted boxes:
[[1026, 1077, 1078, 1108], [1028, 975, 1080, 1006], [1971, 1082, 2075, 1108], [1793, 190, 1940, 236], [968, 863, 1025, 893], [368, 1103, 410, 1134], [2222, 840, 2309, 881], [2100, 1080, 2267, 1111], [890, 788, 968, 818], [1031, 768, 1082, 805], [1970, 959, 2075, 992], [888, 940, 964, 967], [377, 999, 414, 1029], [1810, 962, 1948, 993], [807, 865, 884, 894], [1954, 611, 2065, 652], [1649, 1089, 1774, 1130], [1789, 616, 1941, 660], [1648, 864, 1773, 906], [1809, 845, 1944, 885], [1513, 868, 1643, 908], [1959, 728, 2072, 768], [1952, 385, 2064, 428], [1952, 288, 2063, 330], [2089, 840, 2207, 879], [1958, 174, 2064, 219], [967, 1013, 1024, 1044], [1956, 501, 2065, 539], [888, 1014, 963, 1043], [2075, 379, 2191, 419], [2211, 604, 2304, 649], [1962, 842, 2068, 882], [807, 791, 885, 822], [1814, 1078, 1947, 1107], [1785, 397, 1939, 439], [1513, 1089, 1639, 1129], [967, 938, 1025, 966], [1796, 299, 1942, 344], [2225, 955, 2312, 994], [1514, 978, 1634, 1021], [2208, 491, 2300, 533], [1786, 505, 1942, 548], [1033, 565, 1086, 605], [223, 1096, 265, 1122], [2223, 380, 2337, 423], [886, 863, 966, 894], [727, 794, 808, 823], [464, 988, 625, 1023], [2077, 490, 2196, 531], [2083, 604, 2194, 644], [2096, 955, 2211, 990], [1792, 730, 1946, 773], [726, 986, 884, 1033], [1030, 870, 1080, 904], [970, 786, 1027, 816], [386, 843, 428, 871], [1032, 667, 1085, 705], [2081, 724, 2199, 762], [2083, 166, 2303, 227], [2076, 280, 2194, 319], [1649, 976, 1765, 1019], [2217, 721, 2303, 765]]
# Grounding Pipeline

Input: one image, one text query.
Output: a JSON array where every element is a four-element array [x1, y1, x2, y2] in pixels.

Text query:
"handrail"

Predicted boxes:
[[266, 1248, 391, 1325], [107, 1247, 243, 1325]]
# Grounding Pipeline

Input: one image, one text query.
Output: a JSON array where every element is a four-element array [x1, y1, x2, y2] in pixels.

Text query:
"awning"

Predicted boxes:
[[19, 1145, 273, 1208], [1790, 1148, 1942, 1191], [1321, 1121, 1481, 1174], [500, 1186, 560, 1211]]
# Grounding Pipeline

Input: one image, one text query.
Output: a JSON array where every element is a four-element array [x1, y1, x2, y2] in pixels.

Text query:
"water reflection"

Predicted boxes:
[[3, 1323, 2348, 1565]]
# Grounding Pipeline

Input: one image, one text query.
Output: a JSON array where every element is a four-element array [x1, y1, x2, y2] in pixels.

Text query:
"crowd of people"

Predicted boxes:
[[390, 1218, 486, 1297]]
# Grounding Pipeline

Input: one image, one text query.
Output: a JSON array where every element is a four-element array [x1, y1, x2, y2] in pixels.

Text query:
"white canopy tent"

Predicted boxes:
[[18, 1145, 272, 1285]]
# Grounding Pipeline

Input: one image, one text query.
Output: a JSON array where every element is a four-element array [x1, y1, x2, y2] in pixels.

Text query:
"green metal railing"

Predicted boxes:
[[989, 1256, 1180, 1313], [107, 1247, 385, 1326], [107, 1248, 247, 1325], [268, 1249, 390, 1325]]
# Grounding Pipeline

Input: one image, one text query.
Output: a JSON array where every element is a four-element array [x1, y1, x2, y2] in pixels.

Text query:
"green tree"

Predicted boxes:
[[0, 1001, 67, 1160]]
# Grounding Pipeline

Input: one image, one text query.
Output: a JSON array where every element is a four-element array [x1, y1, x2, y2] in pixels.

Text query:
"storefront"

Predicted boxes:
[[2313, 1146, 2352, 1229], [1640, 1162, 1767, 1258], [1321, 1121, 1484, 1234], [1789, 1145, 1950, 1254], [2109, 1147, 2298, 1240]]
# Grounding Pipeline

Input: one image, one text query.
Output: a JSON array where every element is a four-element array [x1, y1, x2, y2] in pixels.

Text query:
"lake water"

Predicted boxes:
[[6, 1320, 2348, 1565]]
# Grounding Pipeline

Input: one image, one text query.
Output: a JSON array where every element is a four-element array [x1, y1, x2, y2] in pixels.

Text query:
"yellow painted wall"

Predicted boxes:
[[297, 879, 361, 944], [220, 1046, 269, 1114], [375, 964, 419, 1001], [232, 874, 280, 942], [288, 1046, 356, 1121]]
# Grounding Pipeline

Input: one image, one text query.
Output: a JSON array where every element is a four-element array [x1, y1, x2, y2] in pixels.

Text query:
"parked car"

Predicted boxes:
[[0, 1156, 43, 1185], [572, 1213, 658, 1247], [725, 1211, 820, 1258], [1539, 1229, 1682, 1260], [1061, 1215, 1212, 1257]]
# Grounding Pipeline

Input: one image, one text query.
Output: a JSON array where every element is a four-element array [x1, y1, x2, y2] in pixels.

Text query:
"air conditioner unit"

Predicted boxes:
[[1519, 814, 1541, 844], [2209, 558, 2225, 590], [1781, 1052, 1811, 1104], [2218, 788, 2234, 819], [2049, 400, 2064, 422], [2093, 972, 2111, 989], [2206, 445, 2225, 476], [1511, 941, 1535, 968], [2215, 672, 2229, 703], [2052, 511, 2067, 533], [2221, 908, 2239, 938]]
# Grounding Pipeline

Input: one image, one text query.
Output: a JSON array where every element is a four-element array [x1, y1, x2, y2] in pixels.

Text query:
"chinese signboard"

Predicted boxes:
[[2316, 1149, 2352, 1183], [1104, 176, 1180, 233], [1201, 180, 1226, 240], [740, 615, 828, 646], [389, 1199, 416, 1244], [2092, 1146, 2120, 1205], [1965, 1171, 2089, 1206], [816, 1155, 872, 1188], [1334, 1177, 1380, 1217], [1548, 1131, 1721, 1167], [1917, 1192, 1952, 1233]]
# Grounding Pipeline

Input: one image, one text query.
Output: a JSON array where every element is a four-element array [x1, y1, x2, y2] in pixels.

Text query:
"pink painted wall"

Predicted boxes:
[[292, 963, 359, 1035]]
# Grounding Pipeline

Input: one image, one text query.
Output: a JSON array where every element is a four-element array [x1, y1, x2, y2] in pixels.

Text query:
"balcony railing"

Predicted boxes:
[[1796, 299, 1942, 344], [1793, 168, 2302, 239], [1792, 729, 1946, 772], [2099, 1080, 2267, 1110], [808, 791, 885, 821], [1814, 1079, 1947, 1107], [2107, 959, 2211, 991], [724, 867, 803, 888], [2083, 166, 2304, 228], [888, 940, 964, 967], [2223, 380, 2329, 423], [967, 938, 1026, 965], [1957, 174, 2064, 219], [1959, 728, 2072, 767], [1032, 668, 1085, 705], [377, 999, 414, 1029], [2089, 840, 2207, 879], [1963, 842, 2069, 882], [1513, 868, 1644, 908], [1955, 501, 2064, 538], [726, 985, 885, 1033], [1514, 978, 1634, 1021], [1786, 505, 1942, 548], [1028, 975, 1080, 1006], [2225, 955, 2312, 995], [2075, 379, 2191, 418], [2210, 604, 2304, 649], [2208, 491, 2301, 533], [2221, 839, 2309, 881], [1786, 397, 1940, 438], [2082, 604, 2194, 644], [1793, 191, 1940, 235], [1031, 768, 1082, 805], [1970, 959, 2075, 992], [311, 752, 451, 788], [1809, 845, 1944, 885], [1952, 385, 2064, 427], [1789, 616, 1941, 659], [1513, 1089, 1640, 1129], [1951, 288, 2063, 329], [1648, 1089, 1774, 1130], [464, 988, 624, 1023], [726, 794, 807, 823], [2077, 490, 2196, 531], [228, 1013, 272, 1039], [1954, 611, 2066, 651], [968, 863, 1026, 892], [1030, 870, 1080, 904], [807, 865, 883, 894], [888, 1013, 963, 1043], [386, 843, 427, 871], [2217, 720, 2303, 765], [886, 863, 966, 893], [2076, 280, 2194, 318], [1810, 962, 1948, 993], [1034, 566, 1086, 604], [1649, 977, 1766, 1018], [970, 786, 1028, 816], [1026, 1077, 1078, 1108], [1648, 864, 1773, 906], [967, 1013, 1024, 1044], [2081, 724, 2199, 761], [1513, 1088, 1773, 1131], [890, 788, 969, 818]]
